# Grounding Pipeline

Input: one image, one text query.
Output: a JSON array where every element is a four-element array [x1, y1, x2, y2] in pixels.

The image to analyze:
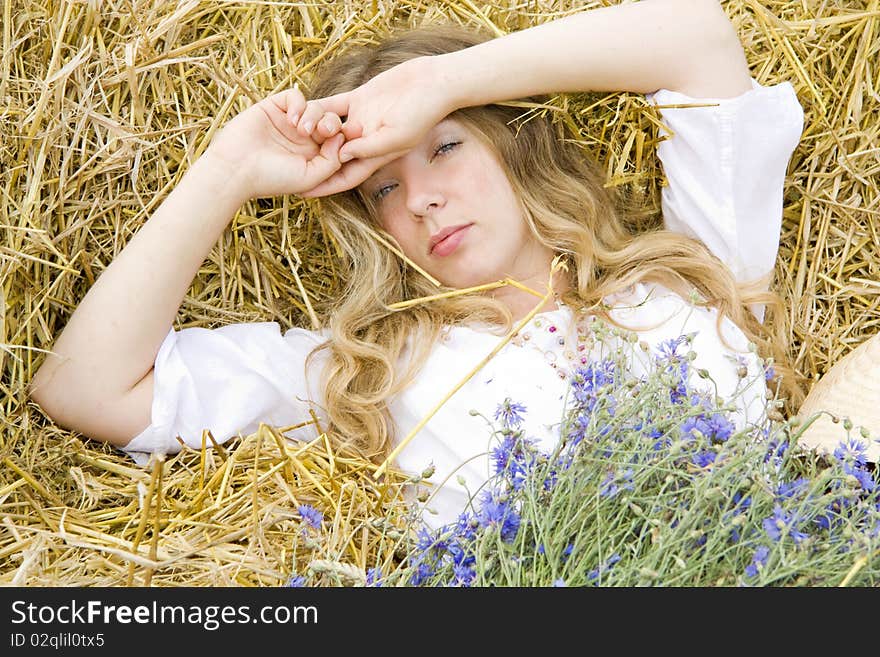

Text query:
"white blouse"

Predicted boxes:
[[124, 78, 804, 528]]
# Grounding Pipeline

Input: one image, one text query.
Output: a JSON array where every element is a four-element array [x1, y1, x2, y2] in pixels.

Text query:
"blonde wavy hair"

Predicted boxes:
[[305, 24, 806, 463]]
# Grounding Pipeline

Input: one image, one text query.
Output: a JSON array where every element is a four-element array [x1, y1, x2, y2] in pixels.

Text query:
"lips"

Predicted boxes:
[[429, 223, 473, 256]]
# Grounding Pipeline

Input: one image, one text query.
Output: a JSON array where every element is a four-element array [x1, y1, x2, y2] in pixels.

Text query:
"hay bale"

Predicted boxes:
[[2, 0, 877, 585]]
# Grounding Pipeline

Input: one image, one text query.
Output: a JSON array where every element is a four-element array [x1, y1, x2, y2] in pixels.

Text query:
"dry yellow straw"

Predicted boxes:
[[387, 278, 543, 310], [373, 257, 567, 479]]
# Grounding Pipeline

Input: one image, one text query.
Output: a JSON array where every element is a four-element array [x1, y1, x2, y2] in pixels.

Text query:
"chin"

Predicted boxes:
[[439, 269, 494, 291]]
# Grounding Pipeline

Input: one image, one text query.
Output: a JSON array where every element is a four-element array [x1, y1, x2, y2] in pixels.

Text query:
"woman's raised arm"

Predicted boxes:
[[440, 0, 751, 106], [301, 0, 751, 196], [28, 87, 345, 446]]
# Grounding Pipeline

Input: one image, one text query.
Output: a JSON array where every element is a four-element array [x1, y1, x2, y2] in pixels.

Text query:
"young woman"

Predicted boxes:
[[28, 0, 805, 527]]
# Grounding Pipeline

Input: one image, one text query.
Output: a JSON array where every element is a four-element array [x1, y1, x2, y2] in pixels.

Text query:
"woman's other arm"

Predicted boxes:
[[28, 89, 345, 446]]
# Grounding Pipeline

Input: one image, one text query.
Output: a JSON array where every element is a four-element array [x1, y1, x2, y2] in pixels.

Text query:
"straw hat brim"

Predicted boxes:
[[794, 331, 880, 463]]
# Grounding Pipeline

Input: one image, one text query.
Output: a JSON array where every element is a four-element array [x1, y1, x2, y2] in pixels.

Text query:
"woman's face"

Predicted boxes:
[[360, 118, 554, 290]]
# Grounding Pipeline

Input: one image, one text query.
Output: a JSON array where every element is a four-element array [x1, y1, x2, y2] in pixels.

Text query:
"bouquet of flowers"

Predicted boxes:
[[290, 321, 879, 587]]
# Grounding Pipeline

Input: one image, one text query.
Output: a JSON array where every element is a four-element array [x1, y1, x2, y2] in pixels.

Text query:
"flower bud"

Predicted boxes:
[[843, 417, 853, 431]]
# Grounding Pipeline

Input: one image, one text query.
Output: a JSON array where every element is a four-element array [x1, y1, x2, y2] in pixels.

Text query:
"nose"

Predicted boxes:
[[404, 171, 445, 219]]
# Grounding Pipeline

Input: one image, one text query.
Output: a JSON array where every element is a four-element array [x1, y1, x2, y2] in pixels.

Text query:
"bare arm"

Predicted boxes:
[[28, 88, 345, 447], [28, 156, 248, 446], [440, 0, 752, 106]]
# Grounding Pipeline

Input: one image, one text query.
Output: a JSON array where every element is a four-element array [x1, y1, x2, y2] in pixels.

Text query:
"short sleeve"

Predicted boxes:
[[122, 322, 329, 464], [645, 78, 804, 322]]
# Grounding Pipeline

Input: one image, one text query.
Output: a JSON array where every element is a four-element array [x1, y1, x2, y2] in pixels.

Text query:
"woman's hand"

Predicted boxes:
[[294, 56, 457, 197], [204, 85, 346, 200]]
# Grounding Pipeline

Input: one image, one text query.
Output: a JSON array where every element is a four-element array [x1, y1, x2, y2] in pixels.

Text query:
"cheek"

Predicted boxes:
[[380, 212, 419, 251], [475, 163, 524, 227]]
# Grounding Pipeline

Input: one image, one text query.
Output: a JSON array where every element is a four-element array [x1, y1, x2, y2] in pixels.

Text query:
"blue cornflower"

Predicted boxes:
[[833, 437, 869, 467], [847, 466, 876, 493], [552, 578, 567, 587], [287, 575, 307, 587], [764, 364, 776, 382], [655, 336, 694, 404], [762, 504, 809, 544], [494, 399, 527, 430], [814, 507, 837, 532], [541, 466, 560, 492], [476, 490, 521, 542], [409, 562, 435, 587], [571, 359, 617, 412], [413, 526, 448, 557], [366, 567, 382, 587], [652, 432, 671, 452], [491, 434, 517, 474], [681, 412, 734, 444], [776, 478, 809, 500], [744, 545, 770, 578], [297, 504, 323, 531], [763, 436, 789, 464], [831, 438, 877, 493], [690, 449, 716, 469], [490, 433, 540, 490], [565, 411, 593, 448], [657, 334, 690, 360], [681, 415, 710, 441], [705, 413, 735, 442], [599, 468, 634, 499], [453, 561, 476, 587], [587, 553, 622, 583], [453, 512, 479, 543], [732, 491, 752, 512]]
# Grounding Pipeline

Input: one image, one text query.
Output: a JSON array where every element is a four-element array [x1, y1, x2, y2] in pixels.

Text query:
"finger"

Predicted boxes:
[[341, 119, 363, 142], [302, 133, 346, 185], [268, 84, 306, 126], [297, 100, 326, 137], [301, 150, 406, 198], [313, 91, 351, 119], [316, 112, 343, 139], [339, 131, 400, 164]]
